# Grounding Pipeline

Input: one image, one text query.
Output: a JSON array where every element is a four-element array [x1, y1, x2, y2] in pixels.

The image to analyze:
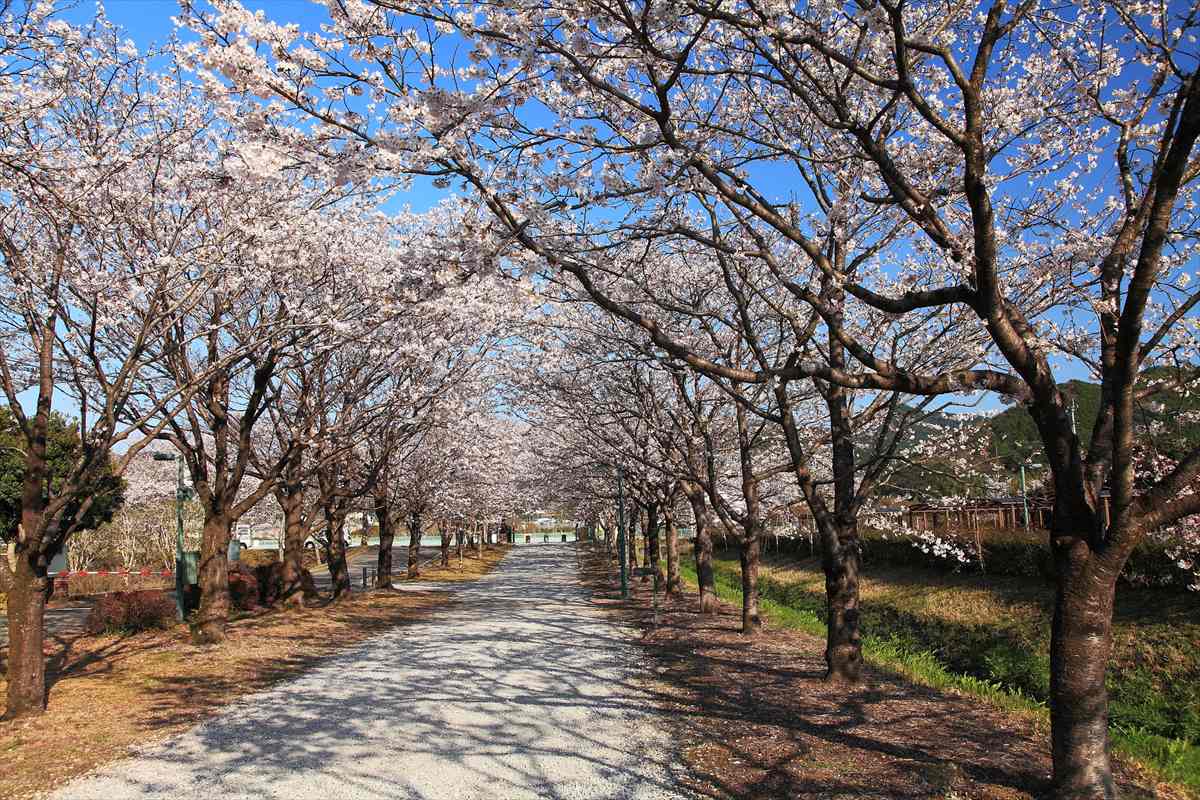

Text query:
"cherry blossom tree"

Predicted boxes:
[[122, 174, 369, 642], [0, 14, 272, 717]]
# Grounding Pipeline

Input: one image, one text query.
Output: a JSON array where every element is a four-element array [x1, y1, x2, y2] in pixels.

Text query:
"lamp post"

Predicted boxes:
[[152, 451, 187, 621], [616, 466, 629, 599], [1019, 460, 1044, 530]]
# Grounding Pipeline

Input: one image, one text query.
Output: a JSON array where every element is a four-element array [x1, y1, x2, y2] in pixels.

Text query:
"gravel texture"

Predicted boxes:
[[48, 545, 687, 799]]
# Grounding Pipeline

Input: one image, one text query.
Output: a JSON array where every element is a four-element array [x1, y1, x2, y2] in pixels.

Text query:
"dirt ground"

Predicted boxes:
[[577, 547, 1185, 800], [0, 545, 510, 799]]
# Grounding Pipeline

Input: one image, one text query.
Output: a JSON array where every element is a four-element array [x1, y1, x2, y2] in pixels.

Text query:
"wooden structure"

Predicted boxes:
[[906, 496, 1052, 532]]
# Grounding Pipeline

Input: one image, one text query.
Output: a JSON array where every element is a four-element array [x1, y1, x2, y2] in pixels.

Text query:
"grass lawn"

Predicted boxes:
[[683, 551, 1200, 794]]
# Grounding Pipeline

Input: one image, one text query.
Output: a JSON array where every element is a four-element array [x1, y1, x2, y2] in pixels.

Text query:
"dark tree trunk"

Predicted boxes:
[[440, 525, 451, 567], [407, 511, 421, 578], [642, 508, 652, 570], [646, 503, 664, 588], [821, 521, 863, 683], [4, 552, 48, 718], [325, 513, 351, 600], [687, 492, 718, 614], [738, 531, 762, 635], [278, 489, 310, 606], [5, 391, 51, 718], [625, 513, 637, 576], [664, 509, 682, 596], [374, 498, 394, 589], [196, 512, 232, 643], [734, 400, 763, 636], [822, 313, 866, 682], [765, 288, 865, 683], [1050, 536, 1119, 798]]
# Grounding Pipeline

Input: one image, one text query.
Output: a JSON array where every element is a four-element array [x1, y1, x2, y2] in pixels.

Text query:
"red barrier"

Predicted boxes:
[[53, 569, 176, 577]]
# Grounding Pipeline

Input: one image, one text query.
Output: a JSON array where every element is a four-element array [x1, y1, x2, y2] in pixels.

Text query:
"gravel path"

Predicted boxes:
[[48, 546, 687, 799]]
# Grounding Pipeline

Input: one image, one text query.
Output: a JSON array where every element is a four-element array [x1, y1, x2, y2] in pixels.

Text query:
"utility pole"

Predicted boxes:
[[616, 466, 628, 599], [1020, 462, 1030, 530]]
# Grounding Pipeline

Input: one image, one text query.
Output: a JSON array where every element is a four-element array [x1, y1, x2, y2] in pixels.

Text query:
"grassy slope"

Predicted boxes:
[[680, 552, 1200, 793]]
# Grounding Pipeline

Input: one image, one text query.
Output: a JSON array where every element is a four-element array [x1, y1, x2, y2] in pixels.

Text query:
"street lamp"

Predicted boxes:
[[152, 451, 188, 621]]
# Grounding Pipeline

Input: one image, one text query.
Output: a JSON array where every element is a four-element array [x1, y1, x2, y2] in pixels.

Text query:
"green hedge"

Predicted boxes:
[[770, 527, 1195, 590]]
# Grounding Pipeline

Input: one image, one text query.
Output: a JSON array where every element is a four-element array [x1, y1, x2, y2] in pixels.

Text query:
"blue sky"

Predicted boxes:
[[68, 0, 312, 44]]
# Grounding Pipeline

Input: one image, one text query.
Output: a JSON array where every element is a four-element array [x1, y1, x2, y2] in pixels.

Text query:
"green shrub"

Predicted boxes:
[[774, 527, 1194, 589]]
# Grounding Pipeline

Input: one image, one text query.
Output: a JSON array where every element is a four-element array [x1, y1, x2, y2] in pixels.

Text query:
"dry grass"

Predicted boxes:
[[60, 572, 172, 599], [0, 545, 509, 800]]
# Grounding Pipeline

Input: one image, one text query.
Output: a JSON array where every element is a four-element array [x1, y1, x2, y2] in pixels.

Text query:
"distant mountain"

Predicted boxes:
[[987, 371, 1200, 470], [879, 371, 1198, 500]]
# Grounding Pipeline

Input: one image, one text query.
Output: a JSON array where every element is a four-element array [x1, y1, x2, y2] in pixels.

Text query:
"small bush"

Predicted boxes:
[[85, 591, 176, 635], [251, 561, 317, 606], [774, 527, 1193, 589], [254, 561, 284, 605], [227, 564, 260, 611], [181, 583, 201, 615]]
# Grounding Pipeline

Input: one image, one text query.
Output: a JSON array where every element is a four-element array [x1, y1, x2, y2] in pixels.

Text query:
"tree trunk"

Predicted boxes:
[[641, 508, 653, 571], [407, 511, 421, 578], [1050, 537, 1118, 798], [664, 510, 682, 596], [688, 493, 718, 614], [196, 512, 232, 644], [5, 401, 51, 719], [822, 520, 864, 684], [738, 531, 762, 635], [278, 490, 309, 606], [440, 525, 451, 567], [4, 553, 48, 718], [646, 503, 664, 588], [629, 516, 639, 576], [817, 290, 866, 683], [325, 513, 351, 600], [375, 499, 394, 589]]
